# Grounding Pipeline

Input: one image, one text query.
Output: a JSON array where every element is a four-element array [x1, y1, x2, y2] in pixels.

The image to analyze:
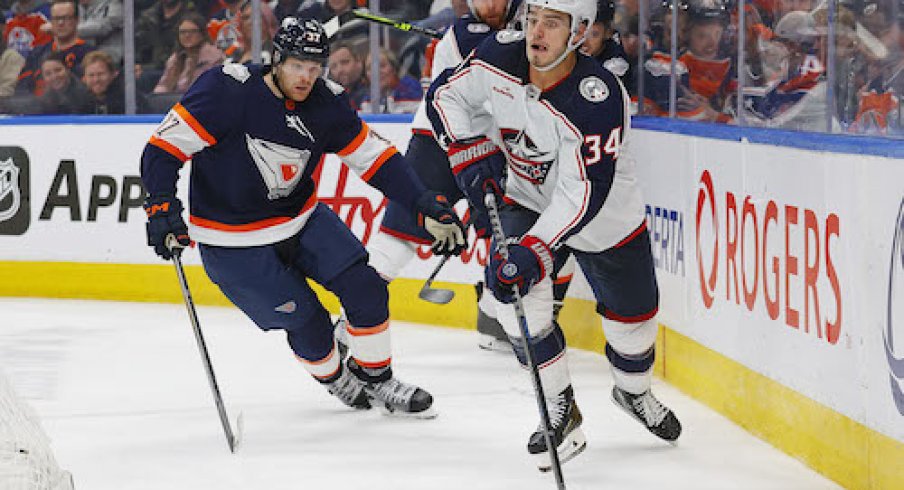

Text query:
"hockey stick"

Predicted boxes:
[[483, 194, 566, 489], [166, 235, 243, 453], [418, 255, 454, 304], [322, 9, 443, 39]]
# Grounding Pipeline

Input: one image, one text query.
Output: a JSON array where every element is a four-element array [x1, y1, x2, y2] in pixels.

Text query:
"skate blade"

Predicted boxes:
[[536, 427, 587, 472], [377, 403, 438, 420]]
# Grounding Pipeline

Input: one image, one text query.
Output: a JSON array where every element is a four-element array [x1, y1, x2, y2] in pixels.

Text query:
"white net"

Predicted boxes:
[[0, 369, 73, 490]]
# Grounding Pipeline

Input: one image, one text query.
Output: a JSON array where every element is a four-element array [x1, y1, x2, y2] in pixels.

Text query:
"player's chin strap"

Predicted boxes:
[[531, 32, 585, 72]]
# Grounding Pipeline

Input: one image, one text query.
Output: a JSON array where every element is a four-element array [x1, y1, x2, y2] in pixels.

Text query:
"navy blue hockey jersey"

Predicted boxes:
[[141, 63, 422, 247]]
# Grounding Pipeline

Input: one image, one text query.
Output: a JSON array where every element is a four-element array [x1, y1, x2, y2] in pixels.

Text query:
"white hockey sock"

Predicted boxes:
[[296, 340, 341, 381], [367, 231, 418, 281]]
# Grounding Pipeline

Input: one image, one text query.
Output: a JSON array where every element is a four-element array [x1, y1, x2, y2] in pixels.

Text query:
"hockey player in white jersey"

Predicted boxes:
[[364, 0, 524, 352], [427, 0, 682, 469]]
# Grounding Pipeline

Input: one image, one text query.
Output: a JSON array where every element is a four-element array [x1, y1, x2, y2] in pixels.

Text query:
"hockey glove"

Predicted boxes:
[[448, 137, 506, 238], [415, 191, 467, 256], [487, 235, 554, 303], [143, 194, 190, 260]]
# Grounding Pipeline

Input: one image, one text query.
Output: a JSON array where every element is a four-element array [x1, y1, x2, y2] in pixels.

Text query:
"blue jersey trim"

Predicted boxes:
[[631, 116, 904, 159], [0, 113, 416, 125]]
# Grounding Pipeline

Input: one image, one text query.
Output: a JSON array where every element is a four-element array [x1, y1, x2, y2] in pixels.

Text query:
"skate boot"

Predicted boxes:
[[322, 363, 371, 410], [347, 359, 436, 419], [527, 386, 587, 472], [475, 282, 512, 353], [611, 386, 682, 442]]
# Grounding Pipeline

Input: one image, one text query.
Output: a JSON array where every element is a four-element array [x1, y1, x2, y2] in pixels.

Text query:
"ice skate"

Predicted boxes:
[[527, 386, 587, 471], [322, 364, 371, 410], [347, 359, 437, 419], [611, 386, 682, 442]]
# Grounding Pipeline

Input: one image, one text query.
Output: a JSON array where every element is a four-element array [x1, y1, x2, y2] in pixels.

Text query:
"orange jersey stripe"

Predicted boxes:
[[190, 195, 316, 232], [360, 147, 398, 182], [149, 136, 189, 162], [337, 122, 369, 157], [345, 321, 389, 337], [553, 274, 574, 285], [353, 357, 392, 369], [173, 103, 217, 146]]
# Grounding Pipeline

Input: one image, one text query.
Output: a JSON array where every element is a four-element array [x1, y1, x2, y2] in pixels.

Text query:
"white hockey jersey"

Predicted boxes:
[[427, 31, 646, 253]]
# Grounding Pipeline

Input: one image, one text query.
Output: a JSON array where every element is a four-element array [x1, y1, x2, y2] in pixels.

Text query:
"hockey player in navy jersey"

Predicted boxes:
[[427, 0, 681, 469], [139, 17, 466, 418]]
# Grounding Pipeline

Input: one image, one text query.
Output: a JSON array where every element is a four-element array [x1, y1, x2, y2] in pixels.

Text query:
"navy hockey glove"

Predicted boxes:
[[487, 235, 554, 303], [143, 195, 190, 260], [415, 191, 467, 256], [448, 137, 506, 238]]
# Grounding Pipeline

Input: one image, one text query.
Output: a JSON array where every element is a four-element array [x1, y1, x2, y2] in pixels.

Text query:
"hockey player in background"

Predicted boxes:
[[428, 0, 682, 469], [364, 0, 525, 353], [581, 0, 633, 90], [139, 17, 466, 418]]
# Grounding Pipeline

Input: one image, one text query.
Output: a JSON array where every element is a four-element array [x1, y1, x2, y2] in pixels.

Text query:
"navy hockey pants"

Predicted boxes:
[[199, 204, 390, 361], [489, 203, 659, 321]]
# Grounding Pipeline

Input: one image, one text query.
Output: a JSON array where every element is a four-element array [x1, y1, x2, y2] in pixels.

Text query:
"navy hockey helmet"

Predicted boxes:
[[273, 16, 330, 65], [595, 0, 615, 24]]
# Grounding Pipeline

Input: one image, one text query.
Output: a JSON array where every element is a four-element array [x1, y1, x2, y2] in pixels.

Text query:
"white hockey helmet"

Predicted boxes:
[[524, 0, 597, 70]]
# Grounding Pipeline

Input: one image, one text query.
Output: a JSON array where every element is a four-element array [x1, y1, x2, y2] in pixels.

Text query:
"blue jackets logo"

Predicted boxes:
[[0, 147, 29, 235], [885, 197, 904, 416]]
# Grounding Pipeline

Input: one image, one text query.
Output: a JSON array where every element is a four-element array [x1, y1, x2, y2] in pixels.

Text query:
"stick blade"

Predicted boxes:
[[228, 412, 244, 453], [418, 287, 454, 304]]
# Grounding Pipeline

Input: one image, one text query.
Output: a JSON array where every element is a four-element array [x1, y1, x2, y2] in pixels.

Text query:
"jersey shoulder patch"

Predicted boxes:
[[222, 62, 251, 83], [579, 76, 609, 103], [324, 78, 345, 96], [495, 29, 524, 44]]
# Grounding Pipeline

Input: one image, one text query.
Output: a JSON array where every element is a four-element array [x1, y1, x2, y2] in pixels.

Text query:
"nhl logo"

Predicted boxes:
[[885, 197, 904, 415], [0, 157, 22, 223], [579, 77, 609, 103], [0, 147, 29, 236]]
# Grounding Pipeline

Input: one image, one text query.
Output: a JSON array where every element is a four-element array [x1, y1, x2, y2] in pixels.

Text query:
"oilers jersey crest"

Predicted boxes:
[[141, 63, 401, 247]]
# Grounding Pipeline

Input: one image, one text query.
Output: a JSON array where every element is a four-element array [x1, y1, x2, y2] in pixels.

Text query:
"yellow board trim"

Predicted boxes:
[[1, 261, 902, 489]]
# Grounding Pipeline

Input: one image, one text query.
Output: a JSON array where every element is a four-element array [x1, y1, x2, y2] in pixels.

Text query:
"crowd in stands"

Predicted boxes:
[[0, 0, 901, 137]]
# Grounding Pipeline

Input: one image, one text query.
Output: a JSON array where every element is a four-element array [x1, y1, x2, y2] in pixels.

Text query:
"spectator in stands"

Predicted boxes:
[[741, 10, 838, 131], [17, 0, 91, 95], [1, 17, 26, 97], [76, 0, 122, 64], [208, 0, 275, 61], [36, 49, 92, 112], [582, 0, 633, 90], [81, 48, 124, 113], [154, 12, 223, 93], [3, 0, 51, 58], [676, 1, 733, 122], [359, 48, 421, 113], [327, 40, 366, 108], [135, 0, 198, 91], [273, 0, 301, 23], [297, 0, 353, 23], [227, 0, 275, 64]]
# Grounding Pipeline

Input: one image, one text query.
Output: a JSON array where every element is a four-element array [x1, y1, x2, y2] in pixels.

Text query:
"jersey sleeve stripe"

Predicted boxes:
[[189, 194, 317, 232], [337, 121, 369, 157], [173, 103, 217, 146], [359, 147, 398, 182], [148, 135, 189, 162]]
